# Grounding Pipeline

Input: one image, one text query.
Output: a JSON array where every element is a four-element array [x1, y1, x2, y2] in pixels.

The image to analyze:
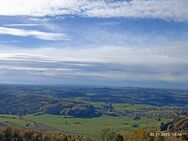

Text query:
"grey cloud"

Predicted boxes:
[[0, 54, 187, 83], [0, 42, 187, 88]]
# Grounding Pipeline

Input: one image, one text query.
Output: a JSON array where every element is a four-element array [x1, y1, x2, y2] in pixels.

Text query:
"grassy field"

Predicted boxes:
[[0, 115, 25, 127], [0, 103, 170, 135], [0, 103, 166, 135], [113, 103, 157, 112], [24, 114, 162, 135]]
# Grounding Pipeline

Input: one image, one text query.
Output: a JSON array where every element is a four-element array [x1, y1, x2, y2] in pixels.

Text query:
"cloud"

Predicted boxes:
[[0, 0, 187, 21], [3, 24, 40, 27], [0, 42, 187, 85], [0, 26, 70, 41]]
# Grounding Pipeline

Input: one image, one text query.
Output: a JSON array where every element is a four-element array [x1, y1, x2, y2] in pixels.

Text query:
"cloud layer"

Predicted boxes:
[[0, 43, 187, 86], [0, 26, 69, 41], [0, 0, 188, 21]]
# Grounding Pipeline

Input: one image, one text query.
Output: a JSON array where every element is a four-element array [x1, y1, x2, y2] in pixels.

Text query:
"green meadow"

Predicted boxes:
[[0, 114, 162, 135]]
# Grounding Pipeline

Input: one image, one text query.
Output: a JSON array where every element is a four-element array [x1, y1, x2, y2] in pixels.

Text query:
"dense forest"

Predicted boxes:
[[0, 94, 100, 118], [0, 127, 126, 141], [0, 127, 90, 141]]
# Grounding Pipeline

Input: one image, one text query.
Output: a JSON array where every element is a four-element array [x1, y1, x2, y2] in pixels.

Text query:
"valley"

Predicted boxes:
[[0, 84, 187, 140]]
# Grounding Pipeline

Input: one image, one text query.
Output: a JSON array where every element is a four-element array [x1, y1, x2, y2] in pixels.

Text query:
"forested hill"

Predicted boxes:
[[0, 94, 100, 118], [0, 84, 187, 106]]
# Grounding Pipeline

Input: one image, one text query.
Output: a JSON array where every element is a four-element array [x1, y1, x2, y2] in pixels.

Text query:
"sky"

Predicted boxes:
[[0, 0, 188, 89]]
